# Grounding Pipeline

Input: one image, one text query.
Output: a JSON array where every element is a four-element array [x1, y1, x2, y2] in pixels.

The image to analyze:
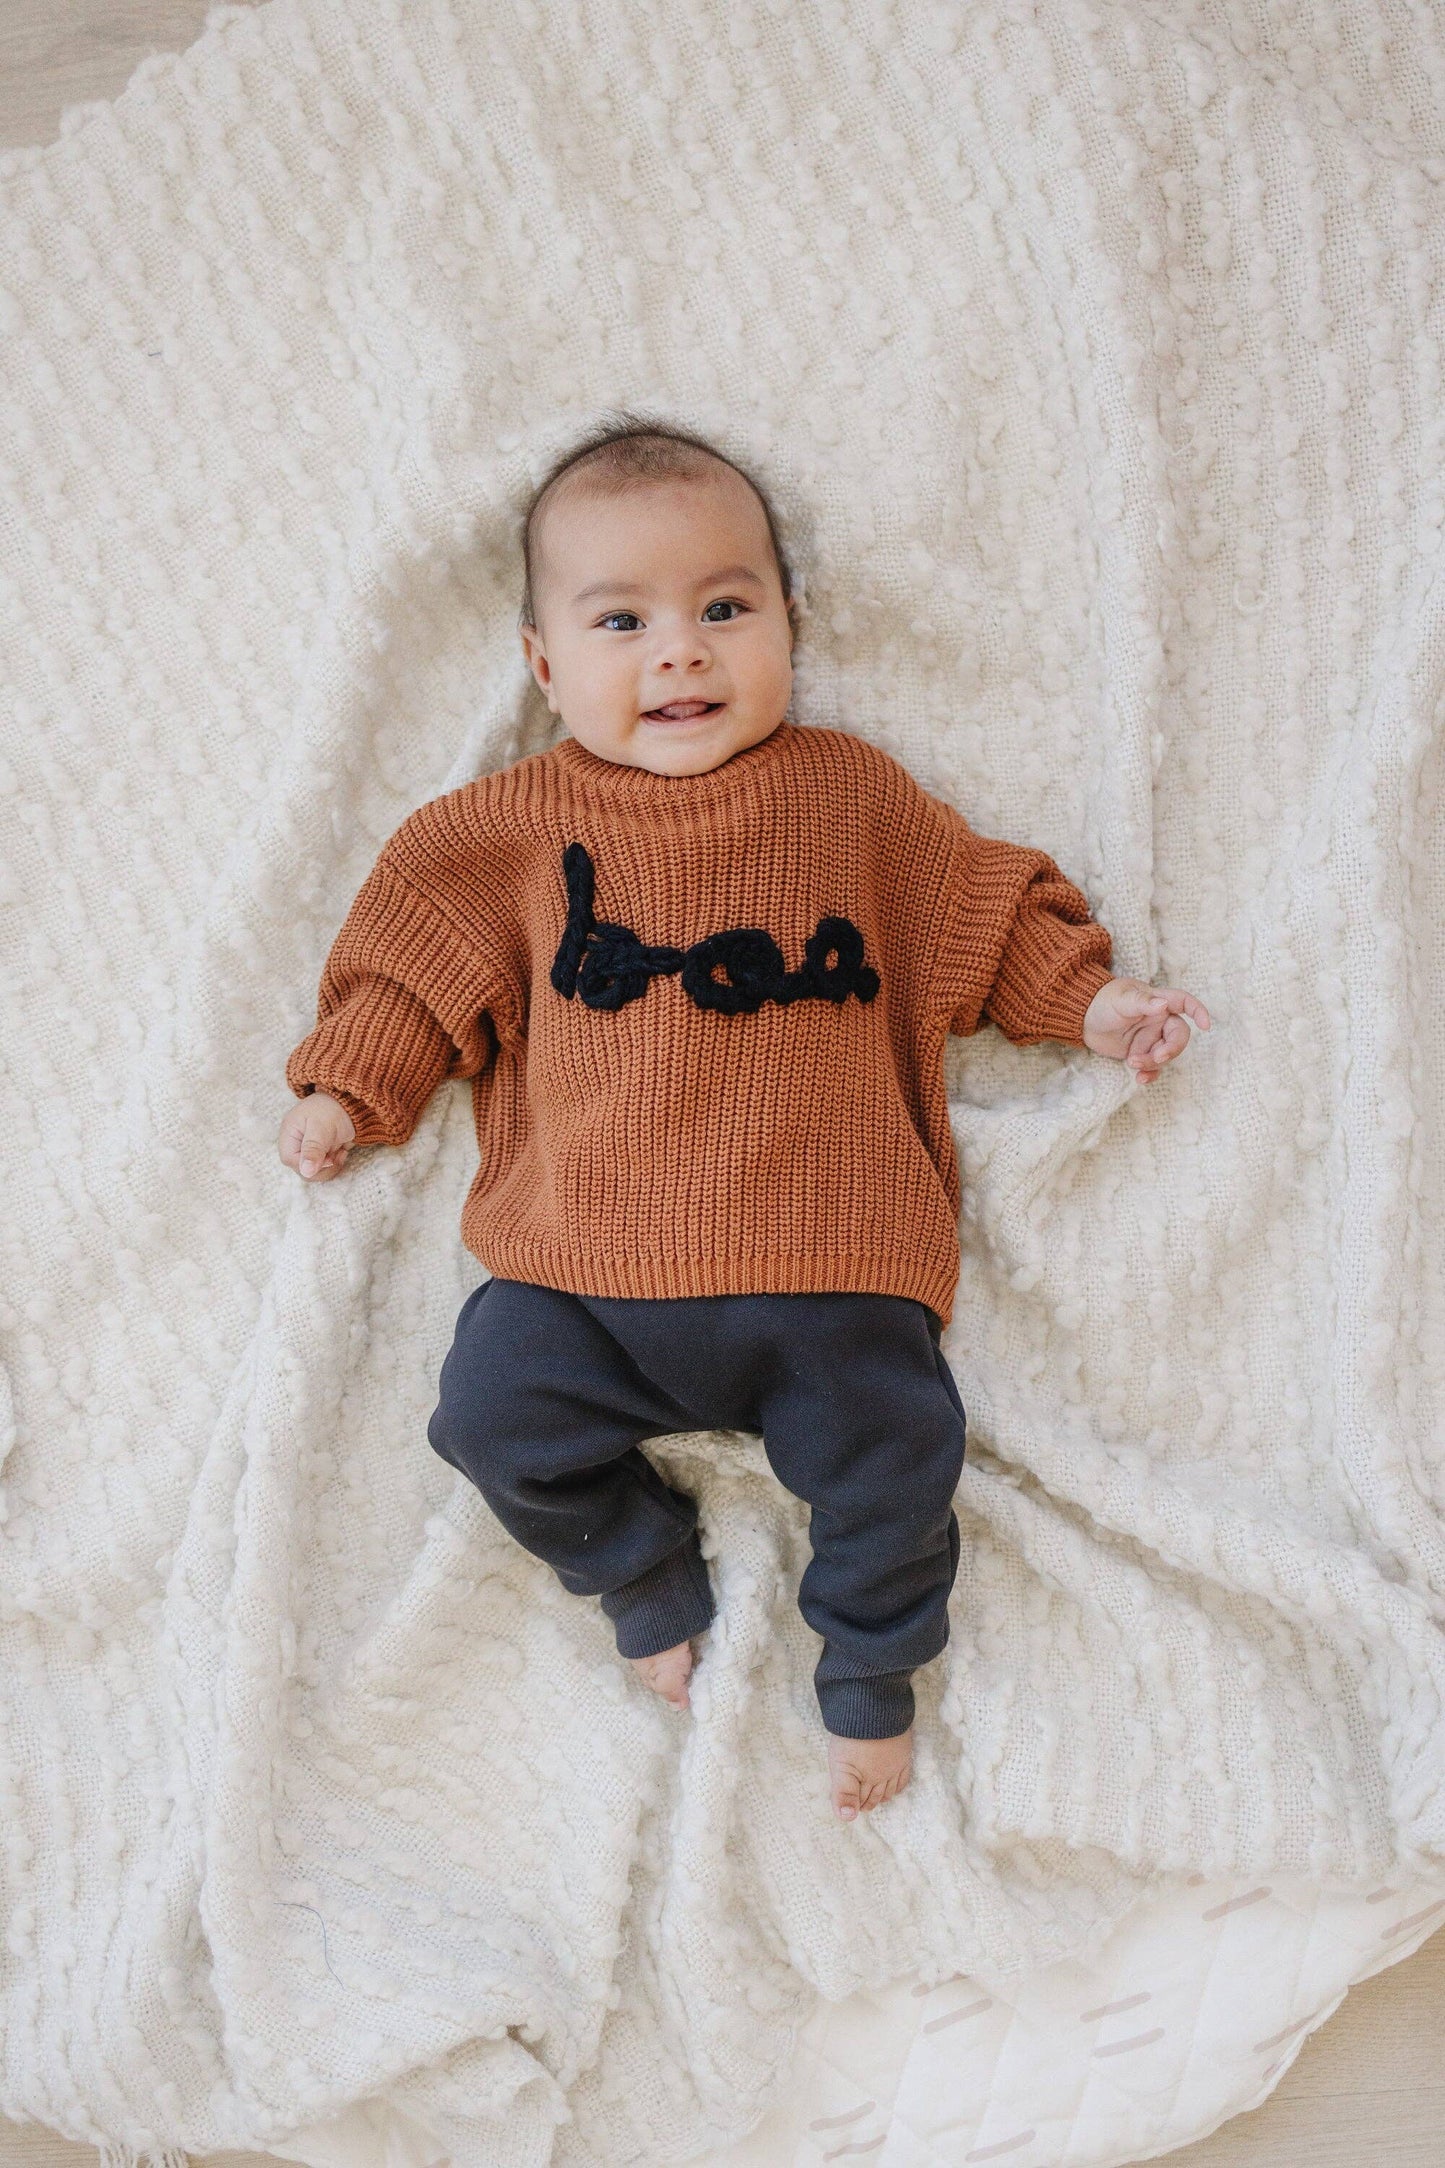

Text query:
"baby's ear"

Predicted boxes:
[[519, 625, 561, 714], [519, 618, 546, 676]]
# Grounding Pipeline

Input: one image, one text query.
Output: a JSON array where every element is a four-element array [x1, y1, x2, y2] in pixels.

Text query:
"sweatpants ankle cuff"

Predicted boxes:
[[816, 1669, 916, 1739], [600, 1535, 715, 1659]]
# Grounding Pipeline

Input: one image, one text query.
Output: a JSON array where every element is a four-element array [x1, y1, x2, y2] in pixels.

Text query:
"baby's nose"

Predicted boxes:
[[653, 618, 712, 656]]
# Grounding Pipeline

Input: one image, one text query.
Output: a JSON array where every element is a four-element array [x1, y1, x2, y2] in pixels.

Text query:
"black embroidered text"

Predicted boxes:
[[549, 842, 882, 1015]]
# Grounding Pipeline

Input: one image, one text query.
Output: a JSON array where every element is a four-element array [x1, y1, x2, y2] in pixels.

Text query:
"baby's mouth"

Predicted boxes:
[[642, 701, 724, 722]]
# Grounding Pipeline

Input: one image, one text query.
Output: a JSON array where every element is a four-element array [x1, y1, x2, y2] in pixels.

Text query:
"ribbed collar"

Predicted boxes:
[[550, 718, 800, 802]]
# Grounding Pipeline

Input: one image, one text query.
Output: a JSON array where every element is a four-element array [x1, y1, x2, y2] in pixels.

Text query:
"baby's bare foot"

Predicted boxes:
[[628, 1638, 695, 1710], [828, 1728, 913, 1820]]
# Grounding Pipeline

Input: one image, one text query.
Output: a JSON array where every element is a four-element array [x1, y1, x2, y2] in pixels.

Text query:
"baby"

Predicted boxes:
[[278, 417, 1210, 1824]]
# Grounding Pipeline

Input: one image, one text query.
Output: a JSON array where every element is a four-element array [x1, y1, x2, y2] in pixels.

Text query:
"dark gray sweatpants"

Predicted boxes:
[[426, 1278, 968, 1739]]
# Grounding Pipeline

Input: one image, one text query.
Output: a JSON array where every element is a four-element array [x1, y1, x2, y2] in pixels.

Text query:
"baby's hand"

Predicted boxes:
[[1082, 975, 1212, 1084], [278, 1092, 357, 1181]]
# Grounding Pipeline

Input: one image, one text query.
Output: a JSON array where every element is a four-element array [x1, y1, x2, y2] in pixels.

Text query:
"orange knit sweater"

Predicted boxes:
[[285, 720, 1114, 1329]]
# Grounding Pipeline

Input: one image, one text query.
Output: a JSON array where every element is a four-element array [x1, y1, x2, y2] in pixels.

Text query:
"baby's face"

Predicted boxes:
[[520, 467, 795, 777]]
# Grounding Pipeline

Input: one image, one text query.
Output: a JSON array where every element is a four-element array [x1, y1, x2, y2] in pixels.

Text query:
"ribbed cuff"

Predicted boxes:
[[815, 1667, 916, 1740], [600, 1534, 716, 1659], [291, 1082, 396, 1148], [1044, 958, 1116, 1045], [324, 1085, 397, 1147]]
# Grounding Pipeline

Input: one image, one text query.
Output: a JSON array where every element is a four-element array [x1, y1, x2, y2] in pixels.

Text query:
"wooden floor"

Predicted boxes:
[[3, 7, 1444, 2163]]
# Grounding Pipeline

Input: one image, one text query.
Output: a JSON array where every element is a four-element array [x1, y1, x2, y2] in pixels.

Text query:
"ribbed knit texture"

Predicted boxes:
[[285, 721, 1114, 1329], [597, 1542, 717, 1660]]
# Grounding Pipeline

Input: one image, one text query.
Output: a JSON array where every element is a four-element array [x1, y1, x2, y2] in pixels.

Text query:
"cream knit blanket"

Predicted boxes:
[[3, 2, 1444, 2162]]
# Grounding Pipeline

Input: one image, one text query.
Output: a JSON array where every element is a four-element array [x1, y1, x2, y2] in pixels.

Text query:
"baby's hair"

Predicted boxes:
[[518, 410, 794, 629]]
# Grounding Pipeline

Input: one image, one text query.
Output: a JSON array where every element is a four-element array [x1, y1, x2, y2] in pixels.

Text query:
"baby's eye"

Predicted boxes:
[[702, 599, 746, 622], [598, 611, 642, 632]]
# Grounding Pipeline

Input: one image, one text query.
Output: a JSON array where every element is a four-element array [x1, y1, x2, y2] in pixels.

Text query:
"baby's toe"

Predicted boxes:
[[864, 1754, 912, 1811], [828, 1730, 913, 1820], [629, 1639, 695, 1710]]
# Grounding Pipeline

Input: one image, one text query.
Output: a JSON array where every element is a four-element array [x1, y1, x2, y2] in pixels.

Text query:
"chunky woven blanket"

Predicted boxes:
[[3, 2, 1445, 2162]]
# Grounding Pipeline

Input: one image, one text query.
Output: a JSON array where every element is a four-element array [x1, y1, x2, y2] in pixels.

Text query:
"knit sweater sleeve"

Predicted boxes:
[[934, 806, 1115, 1046], [285, 850, 506, 1148]]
